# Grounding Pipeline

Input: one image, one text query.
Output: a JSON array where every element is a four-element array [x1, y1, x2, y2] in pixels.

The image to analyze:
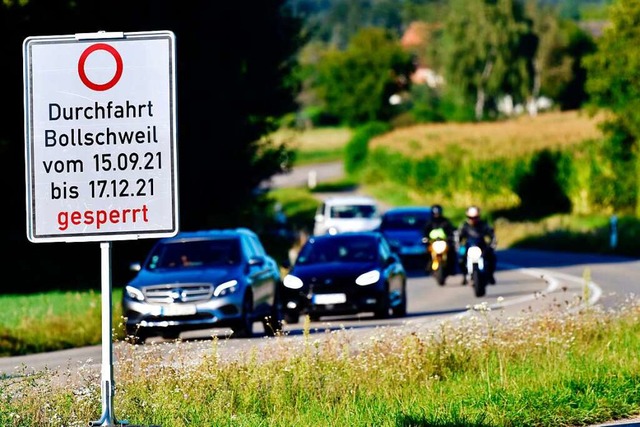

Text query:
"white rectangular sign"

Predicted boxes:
[[23, 30, 179, 243]]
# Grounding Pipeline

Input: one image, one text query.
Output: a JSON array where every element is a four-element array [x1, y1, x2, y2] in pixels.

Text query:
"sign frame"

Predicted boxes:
[[23, 30, 179, 243]]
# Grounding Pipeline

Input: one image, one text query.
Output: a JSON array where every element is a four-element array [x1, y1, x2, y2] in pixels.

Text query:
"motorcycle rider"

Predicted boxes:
[[457, 205, 497, 285], [422, 204, 456, 274]]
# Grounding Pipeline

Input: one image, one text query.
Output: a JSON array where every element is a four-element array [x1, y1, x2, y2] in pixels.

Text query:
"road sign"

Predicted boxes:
[[23, 30, 179, 243]]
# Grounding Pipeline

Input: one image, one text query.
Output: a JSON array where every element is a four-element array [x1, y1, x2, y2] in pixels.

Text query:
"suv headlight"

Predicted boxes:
[[125, 285, 145, 302], [214, 280, 239, 297]]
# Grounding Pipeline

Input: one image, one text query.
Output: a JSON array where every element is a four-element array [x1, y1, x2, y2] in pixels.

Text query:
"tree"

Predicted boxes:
[[290, 0, 406, 49], [0, 0, 303, 290], [584, 0, 640, 142], [442, 0, 536, 121], [526, 0, 595, 111], [311, 27, 414, 126], [583, 0, 640, 214]]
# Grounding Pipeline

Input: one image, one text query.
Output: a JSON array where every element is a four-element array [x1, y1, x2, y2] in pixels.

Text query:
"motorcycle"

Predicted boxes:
[[460, 236, 489, 297], [424, 228, 452, 286]]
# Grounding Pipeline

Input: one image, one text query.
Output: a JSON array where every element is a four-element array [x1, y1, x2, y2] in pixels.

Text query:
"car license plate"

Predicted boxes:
[[160, 304, 196, 316], [313, 293, 346, 305]]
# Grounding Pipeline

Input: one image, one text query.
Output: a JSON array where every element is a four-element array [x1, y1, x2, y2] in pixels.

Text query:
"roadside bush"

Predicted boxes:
[[588, 129, 639, 213], [358, 127, 640, 219], [300, 106, 341, 128], [344, 121, 390, 174], [367, 149, 413, 185], [409, 85, 446, 124], [365, 145, 525, 210]]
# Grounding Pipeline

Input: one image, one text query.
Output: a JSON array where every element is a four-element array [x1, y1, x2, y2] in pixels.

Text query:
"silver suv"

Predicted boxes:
[[122, 228, 282, 343], [313, 196, 381, 236]]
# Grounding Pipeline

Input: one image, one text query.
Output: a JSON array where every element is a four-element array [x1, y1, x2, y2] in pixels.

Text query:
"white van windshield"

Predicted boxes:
[[329, 204, 377, 219]]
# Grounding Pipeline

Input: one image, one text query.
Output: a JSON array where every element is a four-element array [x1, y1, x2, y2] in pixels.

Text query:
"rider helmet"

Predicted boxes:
[[431, 204, 443, 218], [466, 205, 480, 222]]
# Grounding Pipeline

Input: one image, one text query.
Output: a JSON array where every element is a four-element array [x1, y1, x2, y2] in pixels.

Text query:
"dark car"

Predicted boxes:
[[281, 231, 407, 323], [122, 228, 282, 343], [378, 206, 432, 268]]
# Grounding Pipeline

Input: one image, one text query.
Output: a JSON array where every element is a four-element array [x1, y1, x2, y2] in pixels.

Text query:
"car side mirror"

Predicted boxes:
[[130, 262, 142, 272], [248, 256, 265, 266]]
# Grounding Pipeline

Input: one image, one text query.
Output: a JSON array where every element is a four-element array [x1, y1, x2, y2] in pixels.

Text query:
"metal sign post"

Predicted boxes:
[[89, 241, 123, 427], [23, 30, 178, 426]]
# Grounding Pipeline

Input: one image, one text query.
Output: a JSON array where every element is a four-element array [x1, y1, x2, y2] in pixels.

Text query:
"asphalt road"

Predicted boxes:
[[265, 160, 345, 189], [1, 248, 637, 374]]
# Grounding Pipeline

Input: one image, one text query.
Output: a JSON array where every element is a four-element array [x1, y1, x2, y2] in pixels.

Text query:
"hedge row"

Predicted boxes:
[[345, 123, 639, 218]]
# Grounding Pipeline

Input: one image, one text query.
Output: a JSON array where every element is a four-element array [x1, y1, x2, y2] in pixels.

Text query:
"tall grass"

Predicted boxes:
[[368, 110, 605, 159], [1, 298, 638, 426]]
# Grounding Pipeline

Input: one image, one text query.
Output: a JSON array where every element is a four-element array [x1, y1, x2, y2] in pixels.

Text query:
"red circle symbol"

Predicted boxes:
[[78, 43, 123, 91]]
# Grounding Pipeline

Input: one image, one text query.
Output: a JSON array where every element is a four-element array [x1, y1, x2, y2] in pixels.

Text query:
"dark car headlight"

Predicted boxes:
[[283, 274, 303, 289], [125, 285, 145, 302], [213, 280, 239, 297], [356, 270, 381, 286]]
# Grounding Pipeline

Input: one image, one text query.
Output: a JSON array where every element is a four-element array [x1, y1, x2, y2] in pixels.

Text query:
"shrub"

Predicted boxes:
[[344, 121, 390, 174]]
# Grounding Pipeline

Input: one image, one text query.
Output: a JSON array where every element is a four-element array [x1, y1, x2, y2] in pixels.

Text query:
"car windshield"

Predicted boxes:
[[145, 238, 241, 270], [330, 204, 377, 219], [296, 236, 377, 265], [380, 212, 430, 230]]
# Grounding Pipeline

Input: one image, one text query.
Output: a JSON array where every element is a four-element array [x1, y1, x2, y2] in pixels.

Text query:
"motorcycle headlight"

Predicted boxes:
[[432, 240, 447, 254], [356, 270, 380, 286], [283, 274, 304, 289], [467, 246, 483, 262]]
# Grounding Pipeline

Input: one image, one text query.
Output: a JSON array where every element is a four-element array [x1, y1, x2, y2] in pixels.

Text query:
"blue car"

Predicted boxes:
[[378, 206, 432, 268], [122, 228, 283, 343], [281, 231, 407, 323]]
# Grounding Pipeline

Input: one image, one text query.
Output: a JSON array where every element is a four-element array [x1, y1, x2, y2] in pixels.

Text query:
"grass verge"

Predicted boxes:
[[1, 298, 638, 426], [0, 290, 124, 357]]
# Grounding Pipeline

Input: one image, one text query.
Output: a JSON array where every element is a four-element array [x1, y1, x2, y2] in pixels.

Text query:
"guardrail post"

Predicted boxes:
[[308, 170, 317, 189]]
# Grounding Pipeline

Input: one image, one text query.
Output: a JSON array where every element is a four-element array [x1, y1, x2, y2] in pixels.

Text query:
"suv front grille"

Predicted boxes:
[[143, 283, 214, 304]]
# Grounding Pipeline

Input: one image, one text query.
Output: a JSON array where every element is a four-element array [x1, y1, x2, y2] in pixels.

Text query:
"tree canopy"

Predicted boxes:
[[442, 0, 537, 121], [584, 0, 640, 142], [310, 27, 413, 126], [583, 0, 640, 214]]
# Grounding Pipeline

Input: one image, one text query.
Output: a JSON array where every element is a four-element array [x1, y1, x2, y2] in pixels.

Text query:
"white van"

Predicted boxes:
[[313, 196, 381, 236]]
